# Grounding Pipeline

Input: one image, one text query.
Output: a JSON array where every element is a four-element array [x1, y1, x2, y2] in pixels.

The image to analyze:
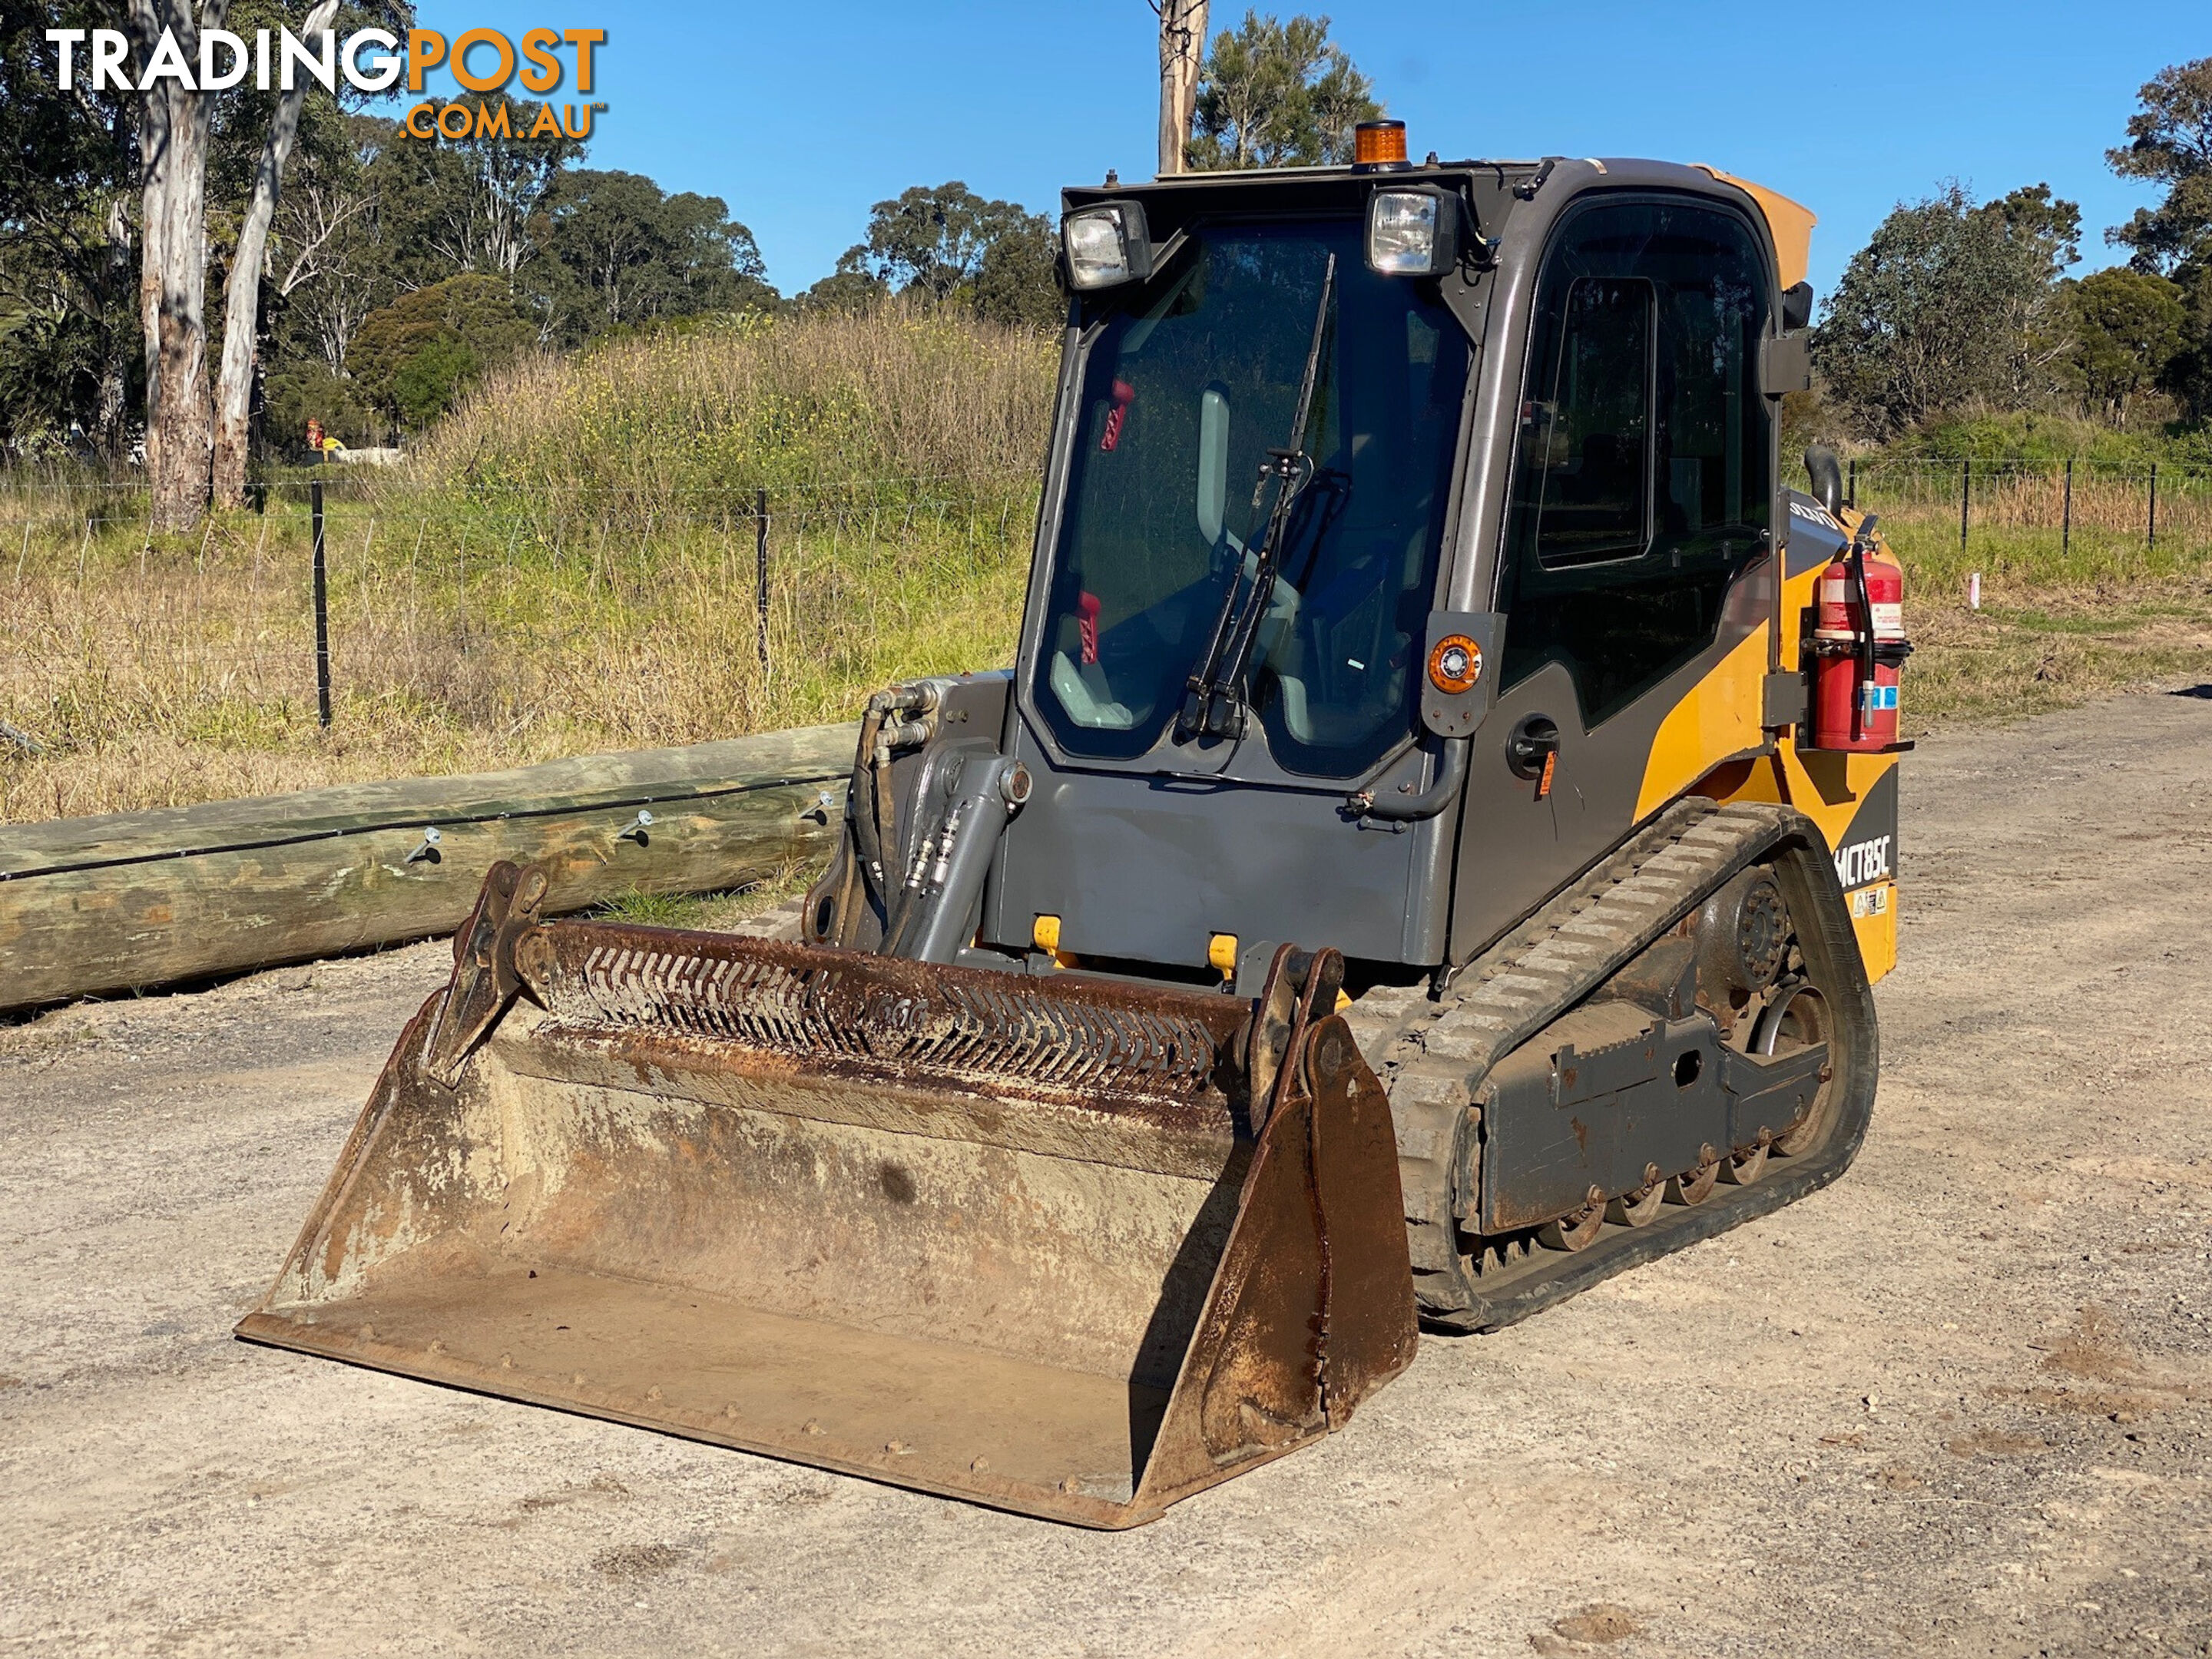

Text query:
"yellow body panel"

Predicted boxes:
[[1748, 738, 1900, 982], [1694, 167, 1816, 290], [1631, 507, 1902, 982], [1633, 628, 1767, 821]]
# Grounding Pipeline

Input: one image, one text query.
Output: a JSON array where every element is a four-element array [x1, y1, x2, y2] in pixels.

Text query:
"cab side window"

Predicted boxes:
[[1498, 200, 1771, 725], [1528, 277, 1652, 566]]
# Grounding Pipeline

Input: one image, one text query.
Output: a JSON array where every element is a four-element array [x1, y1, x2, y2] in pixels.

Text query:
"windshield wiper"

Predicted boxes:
[[1176, 252, 1336, 743]]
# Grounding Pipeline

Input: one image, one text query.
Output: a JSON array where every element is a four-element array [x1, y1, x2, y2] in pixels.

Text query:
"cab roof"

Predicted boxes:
[[1065, 157, 1816, 292]]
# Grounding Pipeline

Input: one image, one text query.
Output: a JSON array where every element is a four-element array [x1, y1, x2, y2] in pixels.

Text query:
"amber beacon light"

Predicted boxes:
[[1428, 634, 1482, 694], [1353, 119, 1410, 172]]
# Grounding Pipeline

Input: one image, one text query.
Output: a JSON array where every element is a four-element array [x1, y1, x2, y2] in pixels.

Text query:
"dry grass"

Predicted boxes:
[[1867, 485, 2212, 729], [0, 491, 1030, 823], [405, 300, 1056, 541], [0, 306, 1054, 824], [1856, 460, 2212, 549], [589, 856, 816, 933], [1900, 577, 2212, 727], [6, 328, 2212, 828]]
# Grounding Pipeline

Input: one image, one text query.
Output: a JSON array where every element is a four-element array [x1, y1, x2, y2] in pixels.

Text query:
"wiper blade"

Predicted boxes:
[[1177, 252, 1336, 742]]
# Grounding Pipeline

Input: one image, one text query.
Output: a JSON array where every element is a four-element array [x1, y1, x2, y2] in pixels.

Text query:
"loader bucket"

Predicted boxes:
[[237, 872, 1415, 1527]]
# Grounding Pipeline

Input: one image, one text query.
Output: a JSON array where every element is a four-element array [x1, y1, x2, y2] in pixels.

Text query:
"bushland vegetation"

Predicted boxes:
[[2, 18, 2208, 826], [1804, 58, 2212, 452], [0, 306, 1055, 823], [0, 2, 1067, 530]]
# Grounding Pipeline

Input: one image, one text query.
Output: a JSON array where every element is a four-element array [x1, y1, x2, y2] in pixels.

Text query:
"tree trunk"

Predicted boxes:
[[97, 196, 135, 454], [131, 0, 226, 535], [1157, 0, 1209, 177], [213, 0, 340, 508]]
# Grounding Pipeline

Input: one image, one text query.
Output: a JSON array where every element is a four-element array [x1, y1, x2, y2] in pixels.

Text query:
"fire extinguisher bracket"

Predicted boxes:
[[1761, 669, 1809, 733], [1806, 515, 1914, 753], [1801, 735, 1916, 756]]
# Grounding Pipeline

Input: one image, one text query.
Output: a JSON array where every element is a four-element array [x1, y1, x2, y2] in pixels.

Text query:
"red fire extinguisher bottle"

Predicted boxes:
[[1810, 512, 1912, 751]]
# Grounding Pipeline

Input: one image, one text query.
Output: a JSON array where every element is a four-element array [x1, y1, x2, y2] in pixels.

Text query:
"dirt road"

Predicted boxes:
[[5, 691, 2209, 1658]]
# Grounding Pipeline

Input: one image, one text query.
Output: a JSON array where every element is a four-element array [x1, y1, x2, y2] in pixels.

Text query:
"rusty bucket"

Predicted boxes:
[[237, 863, 1415, 1527]]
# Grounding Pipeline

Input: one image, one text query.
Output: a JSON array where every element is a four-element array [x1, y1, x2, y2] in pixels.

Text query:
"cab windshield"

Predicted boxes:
[[1034, 220, 1471, 777]]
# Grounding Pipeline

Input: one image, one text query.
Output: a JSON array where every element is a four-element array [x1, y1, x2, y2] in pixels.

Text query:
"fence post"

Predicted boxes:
[[1959, 456, 1970, 552], [2062, 458, 2073, 558], [311, 478, 332, 729], [755, 487, 771, 673], [2148, 462, 2158, 549]]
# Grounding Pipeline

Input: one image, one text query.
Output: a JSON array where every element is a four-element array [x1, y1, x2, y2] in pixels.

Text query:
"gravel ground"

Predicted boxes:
[[3, 690, 2208, 1658]]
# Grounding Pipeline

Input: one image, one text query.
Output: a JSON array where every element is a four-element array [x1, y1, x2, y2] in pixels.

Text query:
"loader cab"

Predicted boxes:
[[983, 160, 1799, 982], [1450, 185, 1787, 952]]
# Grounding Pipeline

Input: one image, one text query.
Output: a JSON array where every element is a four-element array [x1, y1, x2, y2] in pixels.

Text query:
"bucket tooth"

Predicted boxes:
[[238, 909, 1416, 1527]]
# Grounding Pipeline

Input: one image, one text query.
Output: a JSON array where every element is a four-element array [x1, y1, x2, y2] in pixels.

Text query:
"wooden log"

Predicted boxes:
[[0, 724, 856, 1012]]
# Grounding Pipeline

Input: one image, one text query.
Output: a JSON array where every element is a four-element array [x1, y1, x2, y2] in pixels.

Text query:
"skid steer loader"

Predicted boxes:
[[240, 131, 1906, 1528]]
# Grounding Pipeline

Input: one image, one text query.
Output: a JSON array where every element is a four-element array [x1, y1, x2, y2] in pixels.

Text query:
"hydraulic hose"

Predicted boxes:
[[847, 708, 887, 907], [851, 683, 941, 945], [1353, 738, 1469, 823], [905, 756, 1031, 965]]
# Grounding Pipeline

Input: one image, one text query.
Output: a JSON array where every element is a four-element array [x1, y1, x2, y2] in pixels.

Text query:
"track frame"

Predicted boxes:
[[1345, 800, 1878, 1333]]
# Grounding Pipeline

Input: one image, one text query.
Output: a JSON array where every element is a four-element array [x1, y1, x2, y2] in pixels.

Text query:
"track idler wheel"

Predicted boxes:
[[1666, 1147, 1720, 1207], [1761, 982, 1838, 1157], [1720, 1128, 1772, 1185], [1538, 1187, 1606, 1252], [1605, 1164, 1665, 1227]]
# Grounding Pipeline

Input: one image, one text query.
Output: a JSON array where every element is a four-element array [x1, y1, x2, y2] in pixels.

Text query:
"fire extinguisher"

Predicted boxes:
[[1810, 512, 1913, 751]]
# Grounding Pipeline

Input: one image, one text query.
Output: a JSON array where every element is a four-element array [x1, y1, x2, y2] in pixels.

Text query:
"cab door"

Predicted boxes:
[[1450, 196, 1780, 959]]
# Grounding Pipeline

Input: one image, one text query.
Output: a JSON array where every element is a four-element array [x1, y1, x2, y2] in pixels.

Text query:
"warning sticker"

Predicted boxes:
[[1849, 882, 1892, 919]]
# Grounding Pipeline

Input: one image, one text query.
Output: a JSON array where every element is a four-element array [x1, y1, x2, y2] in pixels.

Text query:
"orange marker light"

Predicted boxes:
[[1208, 933, 1239, 978], [1354, 120, 1409, 171], [1427, 634, 1482, 695]]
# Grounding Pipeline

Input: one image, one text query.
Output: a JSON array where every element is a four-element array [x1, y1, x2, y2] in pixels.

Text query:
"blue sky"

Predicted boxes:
[[407, 1, 2204, 303]]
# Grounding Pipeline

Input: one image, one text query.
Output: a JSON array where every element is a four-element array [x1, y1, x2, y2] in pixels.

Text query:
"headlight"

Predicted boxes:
[[1366, 187, 1461, 278], [1063, 202, 1153, 290]]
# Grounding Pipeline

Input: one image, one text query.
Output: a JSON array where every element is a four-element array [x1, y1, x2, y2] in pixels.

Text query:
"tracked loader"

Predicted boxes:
[[240, 130, 1908, 1528]]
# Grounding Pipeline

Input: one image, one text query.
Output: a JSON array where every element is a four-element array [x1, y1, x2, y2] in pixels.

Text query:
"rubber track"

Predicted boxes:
[[1343, 800, 1856, 1333]]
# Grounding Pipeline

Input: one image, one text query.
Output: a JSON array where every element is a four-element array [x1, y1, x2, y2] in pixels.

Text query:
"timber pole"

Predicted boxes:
[[755, 488, 771, 674], [0, 725, 856, 1012], [1157, 0, 1208, 175]]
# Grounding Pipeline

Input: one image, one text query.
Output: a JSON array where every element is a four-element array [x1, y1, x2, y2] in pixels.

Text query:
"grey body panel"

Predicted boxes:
[[1478, 1004, 1728, 1232], [1447, 556, 1777, 959], [1783, 488, 1849, 577], [1824, 763, 1899, 894], [1419, 611, 1504, 738], [985, 714, 1448, 966], [1475, 985, 1826, 1236]]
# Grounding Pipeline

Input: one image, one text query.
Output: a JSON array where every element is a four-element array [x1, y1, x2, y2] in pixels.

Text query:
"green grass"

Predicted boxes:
[[591, 859, 815, 932], [1870, 509, 2212, 729]]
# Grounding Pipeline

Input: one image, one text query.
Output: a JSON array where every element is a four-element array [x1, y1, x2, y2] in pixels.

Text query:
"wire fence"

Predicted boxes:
[[1842, 456, 2212, 559], [6, 456, 2208, 720], [3, 453, 2209, 819], [0, 466, 1041, 820]]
